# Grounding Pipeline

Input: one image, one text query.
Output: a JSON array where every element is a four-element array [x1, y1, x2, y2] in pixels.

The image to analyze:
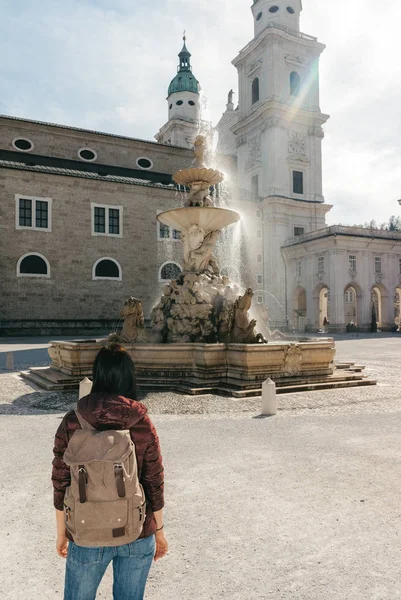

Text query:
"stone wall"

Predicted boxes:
[[0, 166, 184, 329]]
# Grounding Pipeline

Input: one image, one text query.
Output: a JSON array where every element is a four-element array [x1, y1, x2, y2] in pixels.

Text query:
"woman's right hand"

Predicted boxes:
[[154, 530, 168, 561]]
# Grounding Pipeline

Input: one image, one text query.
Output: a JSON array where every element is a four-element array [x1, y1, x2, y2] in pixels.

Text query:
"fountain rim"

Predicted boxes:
[[156, 206, 241, 232]]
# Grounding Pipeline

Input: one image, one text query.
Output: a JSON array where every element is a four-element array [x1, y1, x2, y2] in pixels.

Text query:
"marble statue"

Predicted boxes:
[[231, 288, 267, 344], [182, 226, 220, 274], [109, 297, 145, 344], [228, 89, 234, 104], [193, 134, 207, 168]]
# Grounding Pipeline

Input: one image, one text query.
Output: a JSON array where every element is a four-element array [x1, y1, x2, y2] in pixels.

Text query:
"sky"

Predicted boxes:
[[1, 0, 401, 226]]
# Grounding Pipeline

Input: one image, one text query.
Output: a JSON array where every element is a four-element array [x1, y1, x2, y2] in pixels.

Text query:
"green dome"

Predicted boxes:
[[168, 37, 200, 97], [168, 71, 200, 96]]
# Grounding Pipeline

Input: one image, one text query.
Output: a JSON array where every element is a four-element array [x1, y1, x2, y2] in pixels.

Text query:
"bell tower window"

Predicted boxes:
[[293, 171, 304, 195], [290, 71, 301, 97], [252, 77, 260, 104]]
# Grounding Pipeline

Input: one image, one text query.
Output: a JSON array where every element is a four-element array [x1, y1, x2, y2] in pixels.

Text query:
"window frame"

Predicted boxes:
[[293, 226, 305, 237], [17, 252, 50, 279], [296, 260, 302, 278], [12, 136, 34, 152], [317, 256, 325, 274], [159, 261, 183, 283], [251, 77, 260, 105], [292, 170, 304, 195], [290, 71, 301, 97], [78, 147, 98, 162], [91, 203, 123, 238], [136, 156, 154, 170], [349, 254, 357, 272], [92, 257, 122, 281], [256, 274, 263, 285], [374, 256, 382, 274], [15, 194, 52, 232]]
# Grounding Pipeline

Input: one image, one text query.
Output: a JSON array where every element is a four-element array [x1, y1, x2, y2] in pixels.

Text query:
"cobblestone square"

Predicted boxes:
[[0, 334, 400, 599]]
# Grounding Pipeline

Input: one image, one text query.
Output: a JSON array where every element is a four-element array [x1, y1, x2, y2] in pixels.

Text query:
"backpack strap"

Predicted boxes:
[[75, 409, 96, 431]]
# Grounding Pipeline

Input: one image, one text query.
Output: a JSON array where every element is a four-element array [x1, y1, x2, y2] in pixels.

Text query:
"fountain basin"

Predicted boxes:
[[157, 207, 240, 233], [24, 338, 343, 394]]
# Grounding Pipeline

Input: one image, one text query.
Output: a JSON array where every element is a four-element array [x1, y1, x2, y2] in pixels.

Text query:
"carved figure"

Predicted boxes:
[[186, 183, 214, 207], [109, 297, 145, 344], [231, 288, 267, 344], [182, 226, 220, 274], [228, 89, 234, 104], [193, 135, 207, 168]]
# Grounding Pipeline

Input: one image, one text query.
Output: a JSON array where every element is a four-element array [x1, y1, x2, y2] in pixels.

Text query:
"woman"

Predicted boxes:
[[52, 344, 168, 600]]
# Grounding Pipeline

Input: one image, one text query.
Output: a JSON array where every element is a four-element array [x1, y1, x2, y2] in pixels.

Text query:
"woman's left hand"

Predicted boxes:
[[57, 535, 69, 558]]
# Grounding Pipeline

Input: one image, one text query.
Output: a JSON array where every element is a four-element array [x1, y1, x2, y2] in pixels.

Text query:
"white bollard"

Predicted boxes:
[[79, 377, 93, 400], [6, 352, 14, 371], [261, 378, 277, 416]]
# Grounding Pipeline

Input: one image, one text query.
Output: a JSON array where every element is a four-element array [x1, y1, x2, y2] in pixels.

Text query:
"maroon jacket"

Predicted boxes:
[[52, 393, 164, 540]]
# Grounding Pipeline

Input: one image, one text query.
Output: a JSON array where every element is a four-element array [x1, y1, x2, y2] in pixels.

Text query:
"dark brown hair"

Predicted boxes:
[[92, 344, 137, 399]]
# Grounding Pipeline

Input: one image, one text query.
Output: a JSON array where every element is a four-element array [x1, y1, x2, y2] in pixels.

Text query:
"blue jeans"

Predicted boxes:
[[64, 535, 155, 600]]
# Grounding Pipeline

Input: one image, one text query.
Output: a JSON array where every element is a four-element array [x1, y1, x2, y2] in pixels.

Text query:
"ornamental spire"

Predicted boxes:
[[178, 31, 192, 72]]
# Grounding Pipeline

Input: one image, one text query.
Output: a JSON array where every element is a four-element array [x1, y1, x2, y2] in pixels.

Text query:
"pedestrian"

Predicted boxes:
[[52, 344, 168, 600]]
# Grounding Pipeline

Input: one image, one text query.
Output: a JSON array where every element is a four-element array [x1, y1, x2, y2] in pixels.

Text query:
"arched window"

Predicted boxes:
[[92, 258, 122, 281], [17, 253, 50, 278], [290, 71, 301, 97], [159, 262, 182, 282], [252, 77, 260, 104]]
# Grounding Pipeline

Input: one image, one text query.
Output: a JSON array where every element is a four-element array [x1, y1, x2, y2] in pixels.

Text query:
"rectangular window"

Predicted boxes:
[[91, 203, 123, 237], [16, 195, 52, 232], [296, 260, 302, 278], [257, 295, 263, 305], [375, 256, 382, 274], [293, 171, 304, 195], [318, 256, 325, 274], [19, 198, 32, 227], [251, 175, 259, 200], [35, 200, 48, 228], [108, 208, 120, 235], [257, 274, 263, 285], [349, 255, 357, 272], [94, 207, 106, 233], [257, 254, 262, 263], [294, 226, 305, 237], [172, 229, 181, 240]]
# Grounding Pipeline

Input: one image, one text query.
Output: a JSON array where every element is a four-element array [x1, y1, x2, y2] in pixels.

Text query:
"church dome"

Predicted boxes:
[[168, 37, 200, 96]]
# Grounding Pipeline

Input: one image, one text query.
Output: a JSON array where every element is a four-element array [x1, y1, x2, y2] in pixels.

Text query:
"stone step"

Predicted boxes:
[[227, 378, 377, 398], [21, 370, 79, 391]]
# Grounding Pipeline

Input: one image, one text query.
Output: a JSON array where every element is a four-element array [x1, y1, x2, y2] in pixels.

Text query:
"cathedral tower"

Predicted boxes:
[[230, 0, 331, 327], [156, 36, 209, 148]]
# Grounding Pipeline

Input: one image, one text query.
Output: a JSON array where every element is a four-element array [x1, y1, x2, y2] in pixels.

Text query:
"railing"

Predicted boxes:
[[237, 22, 317, 57], [284, 225, 401, 246]]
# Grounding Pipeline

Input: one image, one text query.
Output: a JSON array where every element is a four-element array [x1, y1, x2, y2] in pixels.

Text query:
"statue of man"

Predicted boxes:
[[228, 89, 234, 104]]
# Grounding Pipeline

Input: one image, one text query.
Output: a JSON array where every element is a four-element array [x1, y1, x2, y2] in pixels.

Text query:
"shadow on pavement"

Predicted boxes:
[[0, 391, 77, 415]]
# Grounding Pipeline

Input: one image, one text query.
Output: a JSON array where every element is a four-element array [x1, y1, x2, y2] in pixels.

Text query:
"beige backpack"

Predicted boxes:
[[63, 410, 146, 547]]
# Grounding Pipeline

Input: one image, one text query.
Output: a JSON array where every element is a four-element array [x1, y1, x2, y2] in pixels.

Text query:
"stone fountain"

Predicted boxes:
[[152, 135, 266, 345], [22, 137, 376, 396]]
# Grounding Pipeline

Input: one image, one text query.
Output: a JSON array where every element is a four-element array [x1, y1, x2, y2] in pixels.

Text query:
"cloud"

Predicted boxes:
[[0, 0, 400, 224]]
